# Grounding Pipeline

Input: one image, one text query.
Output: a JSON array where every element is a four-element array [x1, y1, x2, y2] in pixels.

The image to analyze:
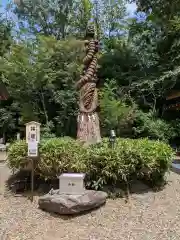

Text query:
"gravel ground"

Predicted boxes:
[[1, 164, 180, 240]]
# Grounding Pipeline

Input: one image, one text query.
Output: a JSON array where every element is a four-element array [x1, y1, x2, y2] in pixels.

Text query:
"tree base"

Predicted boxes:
[[77, 112, 101, 145]]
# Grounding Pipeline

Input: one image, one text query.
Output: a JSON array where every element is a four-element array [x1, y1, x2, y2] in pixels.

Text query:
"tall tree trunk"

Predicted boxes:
[[40, 90, 49, 125], [76, 25, 101, 145]]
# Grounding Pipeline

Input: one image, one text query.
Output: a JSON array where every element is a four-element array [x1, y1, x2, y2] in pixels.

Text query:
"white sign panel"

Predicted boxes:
[[28, 141, 38, 157], [26, 121, 41, 143]]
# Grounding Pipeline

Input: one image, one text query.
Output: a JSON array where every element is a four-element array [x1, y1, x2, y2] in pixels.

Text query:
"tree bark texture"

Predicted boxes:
[[76, 25, 101, 145]]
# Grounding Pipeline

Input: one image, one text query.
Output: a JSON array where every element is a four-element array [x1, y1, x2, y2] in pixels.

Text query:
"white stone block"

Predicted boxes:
[[59, 173, 85, 195]]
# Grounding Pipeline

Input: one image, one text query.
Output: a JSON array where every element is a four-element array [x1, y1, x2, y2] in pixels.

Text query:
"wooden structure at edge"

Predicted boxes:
[[164, 90, 180, 111], [166, 90, 180, 101]]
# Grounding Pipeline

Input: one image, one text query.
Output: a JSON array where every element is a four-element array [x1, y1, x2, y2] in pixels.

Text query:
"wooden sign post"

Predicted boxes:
[[25, 121, 41, 202], [28, 141, 38, 202]]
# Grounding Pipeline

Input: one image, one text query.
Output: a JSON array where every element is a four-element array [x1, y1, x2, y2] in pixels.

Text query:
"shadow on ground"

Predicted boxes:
[[5, 169, 162, 198], [6, 170, 59, 197], [3, 169, 169, 219]]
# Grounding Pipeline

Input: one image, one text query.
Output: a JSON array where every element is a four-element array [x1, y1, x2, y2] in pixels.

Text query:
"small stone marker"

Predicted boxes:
[[38, 172, 108, 215], [59, 173, 85, 195]]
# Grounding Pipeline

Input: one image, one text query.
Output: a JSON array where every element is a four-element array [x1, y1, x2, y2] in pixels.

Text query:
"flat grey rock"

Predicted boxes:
[[38, 190, 108, 215]]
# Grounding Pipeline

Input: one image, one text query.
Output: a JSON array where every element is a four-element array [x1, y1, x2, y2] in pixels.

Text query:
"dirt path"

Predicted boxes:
[[1, 172, 180, 239], [0, 161, 11, 194]]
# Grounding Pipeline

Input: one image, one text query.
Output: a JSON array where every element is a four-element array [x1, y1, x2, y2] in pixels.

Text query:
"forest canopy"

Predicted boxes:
[[0, 0, 180, 144]]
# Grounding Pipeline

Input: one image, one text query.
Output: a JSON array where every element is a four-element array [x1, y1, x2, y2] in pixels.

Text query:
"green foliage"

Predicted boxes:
[[132, 138, 173, 185], [8, 138, 87, 179], [100, 80, 136, 137], [13, 0, 127, 40], [133, 110, 175, 141], [1, 36, 83, 137], [41, 121, 56, 140], [99, 39, 139, 87], [13, 0, 74, 39], [38, 137, 87, 178], [70, 0, 93, 36], [8, 137, 174, 188], [170, 119, 180, 139], [0, 14, 12, 56], [0, 104, 16, 138], [93, 0, 127, 38], [86, 138, 174, 189], [100, 81, 173, 141], [8, 140, 28, 170], [1, 0, 180, 144], [130, 0, 180, 24]]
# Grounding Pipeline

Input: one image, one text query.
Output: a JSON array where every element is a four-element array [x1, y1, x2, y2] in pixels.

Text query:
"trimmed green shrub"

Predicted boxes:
[[131, 138, 174, 185], [8, 140, 28, 170], [8, 137, 87, 179], [7, 137, 174, 188], [38, 137, 87, 179], [86, 138, 174, 189]]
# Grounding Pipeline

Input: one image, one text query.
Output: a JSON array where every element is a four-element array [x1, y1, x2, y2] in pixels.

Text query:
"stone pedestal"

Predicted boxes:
[[38, 190, 107, 215]]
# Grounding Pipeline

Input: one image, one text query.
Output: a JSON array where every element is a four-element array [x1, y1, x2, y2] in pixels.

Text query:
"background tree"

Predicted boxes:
[[0, 0, 179, 144], [0, 13, 14, 142], [14, 0, 73, 39], [0, 35, 84, 137]]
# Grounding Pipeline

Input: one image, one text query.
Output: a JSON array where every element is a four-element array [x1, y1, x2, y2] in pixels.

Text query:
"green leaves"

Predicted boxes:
[[14, 0, 74, 39], [8, 137, 87, 177], [87, 138, 174, 189], [8, 140, 28, 170], [38, 137, 87, 177], [0, 15, 12, 56], [8, 137, 174, 189], [0, 36, 83, 135], [99, 80, 137, 137], [133, 110, 175, 142], [1, 0, 180, 144]]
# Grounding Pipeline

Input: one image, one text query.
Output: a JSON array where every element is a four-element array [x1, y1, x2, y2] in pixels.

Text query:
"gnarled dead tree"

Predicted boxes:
[[76, 25, 101, 145]]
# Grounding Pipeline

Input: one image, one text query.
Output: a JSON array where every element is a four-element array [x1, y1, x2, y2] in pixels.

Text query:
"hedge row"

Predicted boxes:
[[7, 137, 174, 189]]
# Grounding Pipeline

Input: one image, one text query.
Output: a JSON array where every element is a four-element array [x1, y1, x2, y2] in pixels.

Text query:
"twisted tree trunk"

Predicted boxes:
[[76, 25, 101, 145]]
